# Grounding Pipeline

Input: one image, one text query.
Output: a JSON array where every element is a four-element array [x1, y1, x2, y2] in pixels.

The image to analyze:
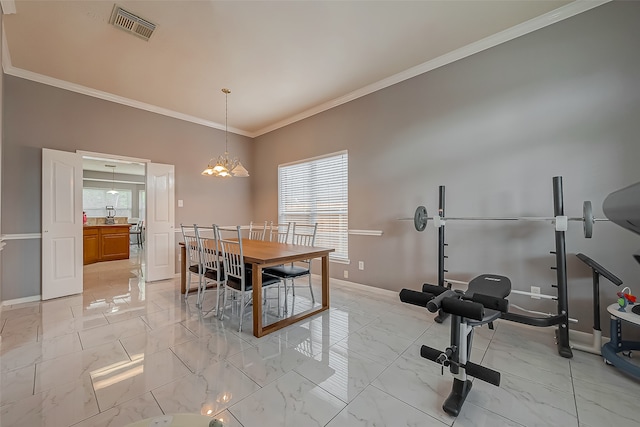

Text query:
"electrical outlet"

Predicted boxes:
[[358, 261, 364, 270], [531, 286, 541, 299], [343, 270, 349, 279], [178, 252, 181, 262]]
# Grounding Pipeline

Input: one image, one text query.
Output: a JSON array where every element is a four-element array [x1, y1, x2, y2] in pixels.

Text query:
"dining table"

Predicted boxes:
[[179, 239, 334, 337]]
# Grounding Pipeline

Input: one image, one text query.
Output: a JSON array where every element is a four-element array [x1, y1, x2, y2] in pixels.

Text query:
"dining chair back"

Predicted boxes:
[[180, 224, 201, 301], [292, 222, 318, 247], [218, 225, 282, 332], [248, 221, 267, 240], [219, 226, 244, 285], [264, 222, 319, 315], [268, 222, 291, 243], [194, 224, 223, 314], [130, 220, 144, 247]]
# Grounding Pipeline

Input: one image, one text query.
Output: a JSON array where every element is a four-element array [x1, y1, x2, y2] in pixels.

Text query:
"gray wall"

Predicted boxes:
[[253, 2, 640, 332], [2, 77, 253, 300]]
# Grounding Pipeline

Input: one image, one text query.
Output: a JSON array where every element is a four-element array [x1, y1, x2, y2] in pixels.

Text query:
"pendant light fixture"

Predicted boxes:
[[202, 88, 249, 178], [106, 164, 119, 194]]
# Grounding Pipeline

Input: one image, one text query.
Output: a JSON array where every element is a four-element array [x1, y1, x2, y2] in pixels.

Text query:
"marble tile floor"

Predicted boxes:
[[1, 259, 640, 426]]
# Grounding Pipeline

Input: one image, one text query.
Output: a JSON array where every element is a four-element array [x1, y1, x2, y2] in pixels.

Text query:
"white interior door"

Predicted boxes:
[[42, 148, 83, 300], [145, 162, 175, 282]]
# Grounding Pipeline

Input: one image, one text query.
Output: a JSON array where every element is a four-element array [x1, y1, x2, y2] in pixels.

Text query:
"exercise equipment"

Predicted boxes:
[[405, 176, 576, 358], [400, 275, 511, 416], [570, 253, 623, 355], [411, 199, 604, 238], [602, 181, 640, 236], [409, 197, 608, 238], [599, 180, 640, 379], [602, 302, 640, 379]]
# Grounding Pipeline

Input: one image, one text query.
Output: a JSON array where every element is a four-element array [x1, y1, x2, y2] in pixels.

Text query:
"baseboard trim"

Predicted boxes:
[[329, 277, 397, 298], [1, 295, 41, 306], [569, 328, 610, 345]]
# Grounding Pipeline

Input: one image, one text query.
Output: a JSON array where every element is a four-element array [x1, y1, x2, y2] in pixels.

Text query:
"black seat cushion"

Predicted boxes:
[[264, 265, 310, 279], [466, 274, 511, 299], [225, 271, 281, 291], [467, 309, 503, 326], [188, 265, 200, 273], [465, 274, 511, 326], [203, 267, 222, 280]]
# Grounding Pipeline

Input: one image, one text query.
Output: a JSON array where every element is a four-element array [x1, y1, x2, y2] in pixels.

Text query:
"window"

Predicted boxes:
[[138, 190, 146, 222], [83, 188, 133, 219], [278, 151, 348, 262]]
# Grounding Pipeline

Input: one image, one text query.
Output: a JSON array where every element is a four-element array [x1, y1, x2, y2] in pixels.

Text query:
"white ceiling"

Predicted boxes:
[[2, 1, 601, 137]]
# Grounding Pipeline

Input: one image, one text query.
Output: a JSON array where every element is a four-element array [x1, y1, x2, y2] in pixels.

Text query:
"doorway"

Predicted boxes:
[[81, 155, 146, 296], [42, 148, 175, 301]]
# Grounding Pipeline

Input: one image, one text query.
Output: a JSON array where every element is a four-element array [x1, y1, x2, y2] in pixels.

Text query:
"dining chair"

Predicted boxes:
[[218, 225, 282, 332], [268, 221, 291, 243], [248, 221, 267, 240], [194, 224, 224, 314], [180, 224, 201, 302], [130, 220, 144, 247], [264, 222, 318, 315]]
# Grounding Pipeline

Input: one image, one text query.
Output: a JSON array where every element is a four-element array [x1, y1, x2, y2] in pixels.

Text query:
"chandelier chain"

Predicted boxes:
[[201, 87, 249, 177]]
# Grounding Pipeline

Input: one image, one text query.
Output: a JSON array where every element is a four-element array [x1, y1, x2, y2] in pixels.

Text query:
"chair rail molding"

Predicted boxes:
[[2, 233, 42, 240], [348, 229, 383, 236]]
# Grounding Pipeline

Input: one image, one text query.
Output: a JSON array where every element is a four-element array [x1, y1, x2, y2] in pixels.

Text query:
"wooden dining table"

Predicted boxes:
[[179, 239, 334, 337]]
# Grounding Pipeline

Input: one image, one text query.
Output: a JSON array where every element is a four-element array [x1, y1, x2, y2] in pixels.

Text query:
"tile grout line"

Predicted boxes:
[[569, 358, 581, 427]]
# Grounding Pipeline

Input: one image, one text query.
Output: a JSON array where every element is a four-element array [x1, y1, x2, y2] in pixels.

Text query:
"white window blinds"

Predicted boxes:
[[83, 188, 133, 219], [278, 151, 348, 261]]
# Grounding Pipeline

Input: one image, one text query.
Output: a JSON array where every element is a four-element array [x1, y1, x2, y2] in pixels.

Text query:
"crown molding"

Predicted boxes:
[[1, 25, 11, 70], [252, 0, 610, 137], [2, 64, 253, 137], [2, 0, 609, 139], [0, 25, 253, 138], [1, 0, 16, 15]]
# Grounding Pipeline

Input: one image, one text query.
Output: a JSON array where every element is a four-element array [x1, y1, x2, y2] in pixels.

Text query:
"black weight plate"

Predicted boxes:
[[414, 206, 428, 232], [583, 201, 593, 238]]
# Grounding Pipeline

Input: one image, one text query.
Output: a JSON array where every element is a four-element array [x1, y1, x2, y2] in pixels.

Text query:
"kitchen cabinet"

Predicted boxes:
[[83, 225, 130, 265], [83, 227, 100, 264]]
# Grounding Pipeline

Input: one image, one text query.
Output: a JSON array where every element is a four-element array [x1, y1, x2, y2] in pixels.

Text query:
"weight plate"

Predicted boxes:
[[583, 201, 594, 238], [414, 206, 428, 232]]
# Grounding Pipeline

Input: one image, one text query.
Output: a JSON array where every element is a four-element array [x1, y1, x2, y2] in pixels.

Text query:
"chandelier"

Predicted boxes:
[[202, 88, 249, 178]]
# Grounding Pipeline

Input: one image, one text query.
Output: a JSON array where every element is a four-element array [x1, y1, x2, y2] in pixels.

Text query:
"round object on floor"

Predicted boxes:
[[126, 414, 220, 427]]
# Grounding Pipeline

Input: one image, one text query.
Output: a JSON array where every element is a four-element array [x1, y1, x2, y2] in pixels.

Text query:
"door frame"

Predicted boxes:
[[76, 151, 151, 278]]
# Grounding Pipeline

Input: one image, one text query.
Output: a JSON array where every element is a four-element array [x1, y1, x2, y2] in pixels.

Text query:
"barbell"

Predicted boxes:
[[407, 201, 608, 238]]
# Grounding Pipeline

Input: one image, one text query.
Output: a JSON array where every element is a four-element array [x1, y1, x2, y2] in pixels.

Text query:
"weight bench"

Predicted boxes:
[[400, 274, 511, 416]]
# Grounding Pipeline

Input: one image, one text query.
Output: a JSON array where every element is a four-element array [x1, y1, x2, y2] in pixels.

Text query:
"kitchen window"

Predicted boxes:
[[83, 188, 133, 219]]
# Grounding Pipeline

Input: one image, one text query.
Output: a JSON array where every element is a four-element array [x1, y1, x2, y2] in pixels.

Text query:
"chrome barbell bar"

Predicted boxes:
[[403, 201, 608, 238]]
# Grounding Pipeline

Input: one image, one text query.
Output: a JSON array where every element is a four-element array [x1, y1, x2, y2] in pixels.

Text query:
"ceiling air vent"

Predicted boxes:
[[110, 6, 156, 41]]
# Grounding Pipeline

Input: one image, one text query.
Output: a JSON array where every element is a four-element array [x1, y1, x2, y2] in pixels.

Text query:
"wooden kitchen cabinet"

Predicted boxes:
[[83, 227, 100, 265], [83, 225, 130, 265]]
